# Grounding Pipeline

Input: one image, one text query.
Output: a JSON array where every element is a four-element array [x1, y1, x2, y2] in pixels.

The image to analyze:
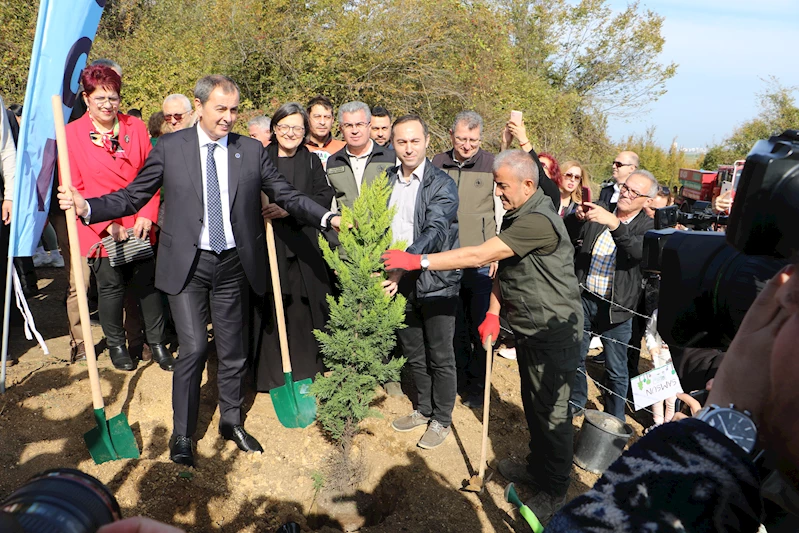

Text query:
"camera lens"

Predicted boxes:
[[659, 231, 787, 348], [0, 468, 121, 533]]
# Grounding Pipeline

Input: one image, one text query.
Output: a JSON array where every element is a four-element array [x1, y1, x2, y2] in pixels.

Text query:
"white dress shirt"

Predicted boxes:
[[197, 125, 236, 251], [388, 159, 424, 248], [610, 182, 621, 205], [347, 140, 374, 194]]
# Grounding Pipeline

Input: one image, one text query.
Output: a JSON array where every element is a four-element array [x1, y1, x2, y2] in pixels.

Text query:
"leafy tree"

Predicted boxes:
[[1, 0, 678, 200], [498, 0, 677, 118], [0, 0, 39, 105], [618, 127, 687, 186], [702, 79, 799, 169], [311, 173, 406, 480]]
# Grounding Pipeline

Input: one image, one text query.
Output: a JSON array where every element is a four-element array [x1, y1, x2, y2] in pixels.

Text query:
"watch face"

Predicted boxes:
[[704, 409, 757, 453]]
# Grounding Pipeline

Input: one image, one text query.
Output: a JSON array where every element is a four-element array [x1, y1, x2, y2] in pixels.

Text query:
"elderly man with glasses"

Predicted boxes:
[[567, 169, 657, 421], [599, 151, 639, 212], [431, 111, 503, 407], [162, 94, 194, 132]]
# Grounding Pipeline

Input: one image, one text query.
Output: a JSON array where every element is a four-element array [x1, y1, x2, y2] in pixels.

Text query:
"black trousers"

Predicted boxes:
[[517, 339, 580, 499], [396, 296, 458, 427], [91, 256, 165, 347], [169, 249, 249, 437]]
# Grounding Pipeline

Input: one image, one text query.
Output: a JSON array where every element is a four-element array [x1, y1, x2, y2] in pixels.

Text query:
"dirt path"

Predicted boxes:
[[1, 266, 650, 532]]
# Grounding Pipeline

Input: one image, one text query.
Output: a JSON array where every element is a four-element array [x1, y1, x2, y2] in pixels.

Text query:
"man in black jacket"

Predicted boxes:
[[568, 170, 656, 420], [60, 75, 341, 467], [598, 150, 639, 212], [382, 115, 461, 450]]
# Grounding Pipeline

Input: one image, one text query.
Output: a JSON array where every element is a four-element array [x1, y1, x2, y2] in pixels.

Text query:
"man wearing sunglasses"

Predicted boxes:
[[599, 151, 639, 212], [162, 94, 194, 132], [568, 170, 656, 421]]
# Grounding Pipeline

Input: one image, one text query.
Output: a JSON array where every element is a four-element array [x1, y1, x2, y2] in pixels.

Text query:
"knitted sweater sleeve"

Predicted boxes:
[[546, 419, 763, 532]]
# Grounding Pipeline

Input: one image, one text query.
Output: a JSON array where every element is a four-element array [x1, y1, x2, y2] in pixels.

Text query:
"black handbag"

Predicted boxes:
[[89, 228, 154, 267]]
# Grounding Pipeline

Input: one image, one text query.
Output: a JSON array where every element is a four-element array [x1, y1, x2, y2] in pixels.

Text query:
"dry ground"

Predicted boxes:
[[1, 266, 653, 532]]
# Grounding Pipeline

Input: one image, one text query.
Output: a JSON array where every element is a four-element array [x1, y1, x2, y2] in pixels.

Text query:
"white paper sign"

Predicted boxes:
[[631, 362, 684, 411]]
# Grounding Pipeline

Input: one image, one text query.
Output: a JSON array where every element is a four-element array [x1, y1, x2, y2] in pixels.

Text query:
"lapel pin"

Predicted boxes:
[[235, 153, 241, 159], [124, 135, 130, 143]]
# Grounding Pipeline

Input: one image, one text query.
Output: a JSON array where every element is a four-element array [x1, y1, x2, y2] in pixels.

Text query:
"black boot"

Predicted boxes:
[[108, 345, 136, 371], [149, 343, 176, 371]]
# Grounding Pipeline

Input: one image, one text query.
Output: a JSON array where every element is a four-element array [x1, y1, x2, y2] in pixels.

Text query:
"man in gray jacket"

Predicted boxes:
[[382, 114, 461, 450]]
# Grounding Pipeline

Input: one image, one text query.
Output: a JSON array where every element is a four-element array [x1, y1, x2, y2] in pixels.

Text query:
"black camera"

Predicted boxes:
[[0, 469, 121, 532], [643, 130, 799, 349], [650, 202, 728, 232]]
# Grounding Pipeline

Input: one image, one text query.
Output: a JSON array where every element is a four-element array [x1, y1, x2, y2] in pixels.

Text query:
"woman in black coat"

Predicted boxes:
[[252, 102, 335, 391]]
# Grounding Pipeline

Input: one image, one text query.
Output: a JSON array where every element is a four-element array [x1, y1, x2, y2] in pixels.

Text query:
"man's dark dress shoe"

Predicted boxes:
[[108, 346, 135, 371], [149, 343, 176, 371], [220, 425, 263, 453], [169, 434, 194, 467]]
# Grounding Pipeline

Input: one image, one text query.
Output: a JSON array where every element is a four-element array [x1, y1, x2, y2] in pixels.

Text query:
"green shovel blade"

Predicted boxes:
[[504, 483, 544, 533], [271, 373, 316, 428], [84, 408, 139, 464]]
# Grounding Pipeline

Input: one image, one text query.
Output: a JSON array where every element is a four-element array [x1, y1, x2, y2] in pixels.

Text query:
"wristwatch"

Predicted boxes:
[[694, 403, 758, 454], [420, 254, 430, 271]]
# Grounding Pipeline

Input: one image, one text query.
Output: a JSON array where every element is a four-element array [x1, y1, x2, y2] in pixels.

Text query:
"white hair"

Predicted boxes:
[[628, 169, 659, 197], [248, 115, 271, 130], [494, 150, 539, 187], [163, 93, 192, 112], [337, 101, 371, 123]]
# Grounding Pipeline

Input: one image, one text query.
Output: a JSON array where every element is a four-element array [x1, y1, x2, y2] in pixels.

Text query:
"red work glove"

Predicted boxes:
[[381, 249, 422, 271], [478, 313, 500, 346]]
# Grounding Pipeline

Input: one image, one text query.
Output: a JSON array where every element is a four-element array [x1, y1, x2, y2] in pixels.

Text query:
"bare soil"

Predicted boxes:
[[1, 266, 652, 532]]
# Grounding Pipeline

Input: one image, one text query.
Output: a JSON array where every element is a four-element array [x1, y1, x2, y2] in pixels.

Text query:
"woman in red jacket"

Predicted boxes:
[[65, 65, 173, 372]]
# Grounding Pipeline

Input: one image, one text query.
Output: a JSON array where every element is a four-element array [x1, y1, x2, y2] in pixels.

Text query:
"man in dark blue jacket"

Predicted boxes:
[[382, 114, 461, 450]]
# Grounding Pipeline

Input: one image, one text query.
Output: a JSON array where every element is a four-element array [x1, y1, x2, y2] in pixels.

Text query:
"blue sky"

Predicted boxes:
[[604, 0, 799, 149]]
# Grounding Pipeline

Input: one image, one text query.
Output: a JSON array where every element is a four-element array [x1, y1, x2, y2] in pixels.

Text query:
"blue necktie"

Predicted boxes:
[[205, 143, 226, 253]]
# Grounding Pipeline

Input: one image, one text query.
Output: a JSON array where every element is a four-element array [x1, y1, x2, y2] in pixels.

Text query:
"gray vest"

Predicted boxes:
[[498, 188, 583, 348]]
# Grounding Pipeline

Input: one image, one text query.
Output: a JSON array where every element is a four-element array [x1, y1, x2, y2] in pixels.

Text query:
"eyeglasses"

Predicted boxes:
[[564, 172, 582, 181], [453, 136, 481, 146], [341, 122, 369, 131], [91, 96, 120, 107], [619, 183, 650, 200], [613, 161, 634, 169], [275, 124, 306, 135], [164, 112, 189, 122]]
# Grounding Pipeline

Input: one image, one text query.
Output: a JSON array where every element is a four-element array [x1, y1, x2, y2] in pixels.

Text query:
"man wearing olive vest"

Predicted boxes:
[[382, 149, 583, 523], [325, 101, 395, 211], [432, 111, 504, 406]]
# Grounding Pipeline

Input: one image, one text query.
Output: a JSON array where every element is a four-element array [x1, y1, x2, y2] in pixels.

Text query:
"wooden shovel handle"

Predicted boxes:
[[51, 95, 103, 410], [261, 193, 291, 373], [477, 335, 493, 480]]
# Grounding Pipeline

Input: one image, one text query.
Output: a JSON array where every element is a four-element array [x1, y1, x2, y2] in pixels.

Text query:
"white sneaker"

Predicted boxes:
[[33, 247, 51, 267], [48, 250, 65, 268]]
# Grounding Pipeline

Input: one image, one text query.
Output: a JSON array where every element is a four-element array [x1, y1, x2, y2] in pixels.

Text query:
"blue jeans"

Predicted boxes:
[[454, 266, 493, 391], [570, 293, 633, 420]]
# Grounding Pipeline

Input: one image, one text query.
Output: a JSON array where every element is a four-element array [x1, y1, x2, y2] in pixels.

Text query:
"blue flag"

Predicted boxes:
[[9, 0, 104, 257]]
